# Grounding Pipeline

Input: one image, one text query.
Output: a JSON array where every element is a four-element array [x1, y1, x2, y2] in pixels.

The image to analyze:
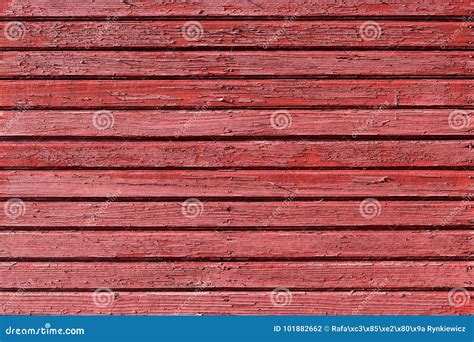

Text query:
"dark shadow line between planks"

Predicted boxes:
[[1, 167, 472, 171], [1, 257, 472, 262], [1, 106, 473, 110], [0, 197, 472, 202], [3, 228, 472, 232], [1, 47, 473, 52], [0, 287, 471, 292], [1, 76, 474, 80], [0, 17, 472, 22], [1, 226, 472, 231], [1, 136, 472, 142]]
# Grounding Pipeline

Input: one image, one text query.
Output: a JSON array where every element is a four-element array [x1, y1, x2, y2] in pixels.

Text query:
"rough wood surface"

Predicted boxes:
[[0, 80, 474, 109], [1, 109, 473, 137], [1, 0, 472, 316], [1, 230, 471, 260], [1, 141, 472, 168], [1, 201, 471, 228], [1, 261, 471, 289], [0, 21, 472, 49], [1, 0, 472, 18], [1, 51, 472, 77], [1, 291, 472, 315], [1, 170, 472, 198], [1, 80, 472, 108]]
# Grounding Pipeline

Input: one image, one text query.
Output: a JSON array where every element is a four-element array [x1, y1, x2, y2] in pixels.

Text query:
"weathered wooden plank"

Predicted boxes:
[[0, 21, 471, 49], [1, 80, 471, 108], [1, 170, 472, 198], [3, 80, 474, 108], [1, 291, 471, 315], [1, 0, 471, 318], [1, 141, 472, 168], [1, 109, 473, 137], [1, 51, 472, 77], [1, 261, 471, 289], [1, 0, 471, 18], [0, 201, 471, 228], [0, 261, 474, 290], [1, 230, 471, 259]]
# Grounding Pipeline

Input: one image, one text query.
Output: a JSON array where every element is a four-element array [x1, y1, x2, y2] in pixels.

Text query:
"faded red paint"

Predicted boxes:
[[1, 0, 472, 17], [0, 201, 471, 228], [2, 51, 473, 77], [0, 109, 472, 137], [0, 0, 472, 316], [1, 141, 472, 168], [0, 21, 471, 48], [1, 230, 472, 259], [1, 170, 472, 198]]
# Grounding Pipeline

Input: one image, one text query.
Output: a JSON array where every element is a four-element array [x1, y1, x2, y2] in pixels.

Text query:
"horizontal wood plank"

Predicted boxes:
[[1, 141, 472, 168], [1, 109, 473, 137], [1, 230, 472, 260], [1, 261, 471, 289], [1, 109, 474, 137], [2, 0, 472, 317], [1, 291, 471, 315], [1, 1, 472, 18], [1, 51, 473, 77], [1, 80, 472, 108], [1, 170, 472, 198], [0, 21, 471, 49], [1, 201, 471, 228]]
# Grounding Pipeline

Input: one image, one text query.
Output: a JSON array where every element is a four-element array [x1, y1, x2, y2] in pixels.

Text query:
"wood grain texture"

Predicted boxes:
[[1, 80, 472, 108], [1, 0, 472, 316], [1, 0, 472, 18], [1, 291, 472, 315], [1, 109, 473, 137], [1, 201, 471, 228], [1, 170, 472, 198], [1, 51, 473, 77], [0, 21, 472, 49], [1, 141, 472, 168], [1, 261, 472, 289], [1, 230, 472, 260]]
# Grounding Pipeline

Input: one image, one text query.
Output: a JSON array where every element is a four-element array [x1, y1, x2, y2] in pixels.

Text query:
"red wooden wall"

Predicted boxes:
[[0, 0, 472, 315]]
